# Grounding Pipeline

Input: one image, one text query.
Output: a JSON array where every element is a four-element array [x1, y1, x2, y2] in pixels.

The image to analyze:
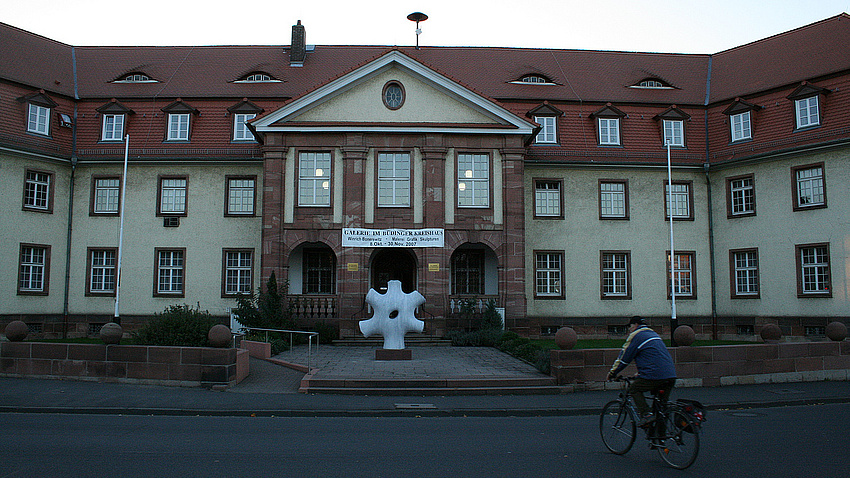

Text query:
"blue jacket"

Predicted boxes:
[[609, 326, 677, 380]]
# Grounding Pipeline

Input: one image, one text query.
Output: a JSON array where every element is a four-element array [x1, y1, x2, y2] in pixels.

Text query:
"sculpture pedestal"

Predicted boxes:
[[375, 349, 412, 361]]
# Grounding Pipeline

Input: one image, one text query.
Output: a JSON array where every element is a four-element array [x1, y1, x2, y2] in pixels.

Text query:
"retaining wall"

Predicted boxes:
[[551, 341, 850, 388], [0, 342, 249, 388]]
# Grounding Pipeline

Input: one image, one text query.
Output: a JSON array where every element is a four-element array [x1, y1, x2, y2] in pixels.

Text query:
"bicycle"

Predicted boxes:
[[599, 376, 706, 469]]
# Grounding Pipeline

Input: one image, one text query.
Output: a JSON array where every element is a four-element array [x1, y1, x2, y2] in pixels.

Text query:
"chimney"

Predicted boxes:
[[290, 20, 306, 67]]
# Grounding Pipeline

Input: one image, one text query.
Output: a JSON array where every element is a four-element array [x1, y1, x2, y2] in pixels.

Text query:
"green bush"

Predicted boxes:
[[447, 328, 502, 347], [232, 272, 294, 331], [132, 304, 219, 347], [312, 321, 339, 345]]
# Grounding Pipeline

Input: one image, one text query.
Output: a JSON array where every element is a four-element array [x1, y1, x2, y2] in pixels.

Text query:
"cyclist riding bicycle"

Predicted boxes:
[[607, 316, 677, 427]]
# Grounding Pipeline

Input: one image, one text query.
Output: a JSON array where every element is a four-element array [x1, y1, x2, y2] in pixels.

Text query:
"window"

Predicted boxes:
[[795, 96, 820, 129], [534, 116, 557, 143], [226, 176, 256, 216], [663, 120, 684, 147], [167, 113, 190, 141], [377, 153, 411, 207], [155, 248, 185, 296], [599, 180, 628, 219], [222, 249, 253, 297], [86, 248, 117, 296], [730, 248, 759, 298], [243, 73, 273, 82], [534, 179, 562, 218], [664, 181, 693, 220], [457, 153, 489, 207], [91, 176, 121, 215], [796, 243, 831, 297], [102, 114, 125, 141], [158, 176, 187, 216], [233, 113, 256, 141], [514, 75, 553, 84], [534, 251, 563, 298], [382, 81, 405, 110], [792, 163, 826, 210], [28, 104, 50, 135], [116, 73, 155, 83], [731, 111, 751, 141], [633, 79, 670, 89], [298, 152, 332, 207], [23, 169, 53, 213], [451, 250, 484, 295], [601, 251, 631, 299], [18, 244, 50, 295], [598, 118, 620, 145], [726, 174, 755, 217], [667, 251, 696, 299], [303, 248, 336, 294]]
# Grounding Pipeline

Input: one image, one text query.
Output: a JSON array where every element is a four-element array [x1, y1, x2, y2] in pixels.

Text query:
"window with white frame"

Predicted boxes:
[[18, 244, 50, 295], [728, 175, 755, 217], [27, 104, 50, 135], [663, 120, 684, 146], [796, 243, 831, 296], [87, 248, 117, 295], [233, 113, 256, 141], [158, 177, 187, 215], [167, 113, 190, 141], [298, 152, 332, 207], [223, 249, 253, 296], [795, 96, 820, 129], [535, 251, 563, 298], [377, 152, 411, 207], [730, 248, 759, 298], [457, 153, 489, 207], [731, 111, 751, 141], [599, 180, 628, 219], [668, 252, 695, 299], [534, 116, 557, 143], [102, 114, 125, 141], [23, 170, 53, 212], [534, 180, 562, 218], [598, 118, 620, 145], [665, 181, 692, 220], [601, 251, 630, 299], [92, 177, 121, 215], [155, 249, 185, 296], [793, 164, 825, 209], [226, 176, 255, 216]]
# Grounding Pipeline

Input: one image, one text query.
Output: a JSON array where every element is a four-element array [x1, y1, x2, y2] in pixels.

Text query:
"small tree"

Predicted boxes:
[[233, 272, 294, 330], [479, 299, 503, 331]]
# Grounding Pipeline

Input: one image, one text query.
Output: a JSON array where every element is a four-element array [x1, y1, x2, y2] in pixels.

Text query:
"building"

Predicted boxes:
[[2, 15, 848, 339]]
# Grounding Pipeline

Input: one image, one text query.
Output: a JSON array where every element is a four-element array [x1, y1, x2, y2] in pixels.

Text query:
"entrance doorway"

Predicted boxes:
[[371, 248, 417, 293]]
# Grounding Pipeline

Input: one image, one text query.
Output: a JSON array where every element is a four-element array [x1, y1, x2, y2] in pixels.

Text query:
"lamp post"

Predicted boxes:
[[667, 139, 678, 346]]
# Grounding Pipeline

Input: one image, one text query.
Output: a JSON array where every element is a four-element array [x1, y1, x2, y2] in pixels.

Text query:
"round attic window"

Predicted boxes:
[[383, 81, 405, 110]]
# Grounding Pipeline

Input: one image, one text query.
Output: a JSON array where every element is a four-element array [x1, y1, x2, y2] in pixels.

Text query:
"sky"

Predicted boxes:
[[2, 0, 849, 54]]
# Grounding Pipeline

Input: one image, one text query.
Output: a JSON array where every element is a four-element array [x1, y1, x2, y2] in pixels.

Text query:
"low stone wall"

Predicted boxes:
[[0, 342, 249, 389], [551, 341, 850, 388]]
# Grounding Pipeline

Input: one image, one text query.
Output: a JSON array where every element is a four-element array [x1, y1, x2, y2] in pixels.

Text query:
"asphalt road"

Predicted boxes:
[[3, 403, 849, 477]]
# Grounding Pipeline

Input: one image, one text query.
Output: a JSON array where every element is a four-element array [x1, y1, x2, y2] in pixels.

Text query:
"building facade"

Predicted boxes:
[[1, 16, 848, 339]]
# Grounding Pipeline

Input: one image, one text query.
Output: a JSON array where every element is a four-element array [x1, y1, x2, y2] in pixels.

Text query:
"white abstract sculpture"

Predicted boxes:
[[359, 280, 425, 349]]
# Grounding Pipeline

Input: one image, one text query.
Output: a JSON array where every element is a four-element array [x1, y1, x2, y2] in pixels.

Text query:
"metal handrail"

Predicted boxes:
[[235, 327, 319, 373]]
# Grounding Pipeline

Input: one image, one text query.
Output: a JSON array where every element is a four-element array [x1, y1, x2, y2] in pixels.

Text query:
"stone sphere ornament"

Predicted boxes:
[[208, 324, 232, 348], [673, 325, 696, 346], [554, 327, 578, 350], [99, 322, 123, 345], [825, 321, 847, 341], [760, 323, 782, 342], [4, 320, 29, 342]]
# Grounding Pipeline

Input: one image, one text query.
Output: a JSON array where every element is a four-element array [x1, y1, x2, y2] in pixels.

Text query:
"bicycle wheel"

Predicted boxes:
[[655, 409, 700, 469], [599, 400, 636, 455]]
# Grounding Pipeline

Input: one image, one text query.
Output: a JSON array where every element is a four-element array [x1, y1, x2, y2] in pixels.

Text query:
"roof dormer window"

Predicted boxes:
[[235, 72, 281, 83], [632, 78, 672, 89], [114, 73, 157, 83], [511, 74, 556, 85]]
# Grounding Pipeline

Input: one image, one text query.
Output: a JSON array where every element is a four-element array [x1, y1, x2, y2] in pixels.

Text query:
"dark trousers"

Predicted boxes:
[[629, 378, 676, 416]]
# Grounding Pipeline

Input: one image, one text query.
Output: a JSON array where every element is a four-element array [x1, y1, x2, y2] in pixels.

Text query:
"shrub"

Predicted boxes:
[[232, 272, 294, 331], [312, 321, 339, 345], [132, 304, 219, 347], [447, 328, 502, 347], [479, 299, 503, 330]]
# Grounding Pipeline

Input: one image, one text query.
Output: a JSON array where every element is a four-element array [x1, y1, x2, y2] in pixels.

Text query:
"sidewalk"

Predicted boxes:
[[0, 345, 848, 417]]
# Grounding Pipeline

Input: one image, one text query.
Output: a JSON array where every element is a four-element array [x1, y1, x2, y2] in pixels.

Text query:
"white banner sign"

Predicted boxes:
[[342, 228, 445, 248]]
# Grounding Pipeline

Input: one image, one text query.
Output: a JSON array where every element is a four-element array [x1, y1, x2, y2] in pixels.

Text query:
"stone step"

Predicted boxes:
[[299, 376, 559, 395], [333, 337, 453, 346]]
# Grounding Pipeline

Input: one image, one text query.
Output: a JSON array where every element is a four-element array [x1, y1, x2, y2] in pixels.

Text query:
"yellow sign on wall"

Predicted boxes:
[[347, 263, 359, 272], [428, 263, 440, 272]]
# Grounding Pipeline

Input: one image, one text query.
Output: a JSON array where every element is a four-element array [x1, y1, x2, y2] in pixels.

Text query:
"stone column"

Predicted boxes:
[[261, 145, 288, 283], [500, 147, 527, 327], [338, 139, 370, 321], [420, 145, 449, 320]]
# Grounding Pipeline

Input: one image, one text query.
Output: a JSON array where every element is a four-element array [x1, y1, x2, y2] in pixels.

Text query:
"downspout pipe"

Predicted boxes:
[[62, 47, 79, 338], [704, 54, 718, 340]]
